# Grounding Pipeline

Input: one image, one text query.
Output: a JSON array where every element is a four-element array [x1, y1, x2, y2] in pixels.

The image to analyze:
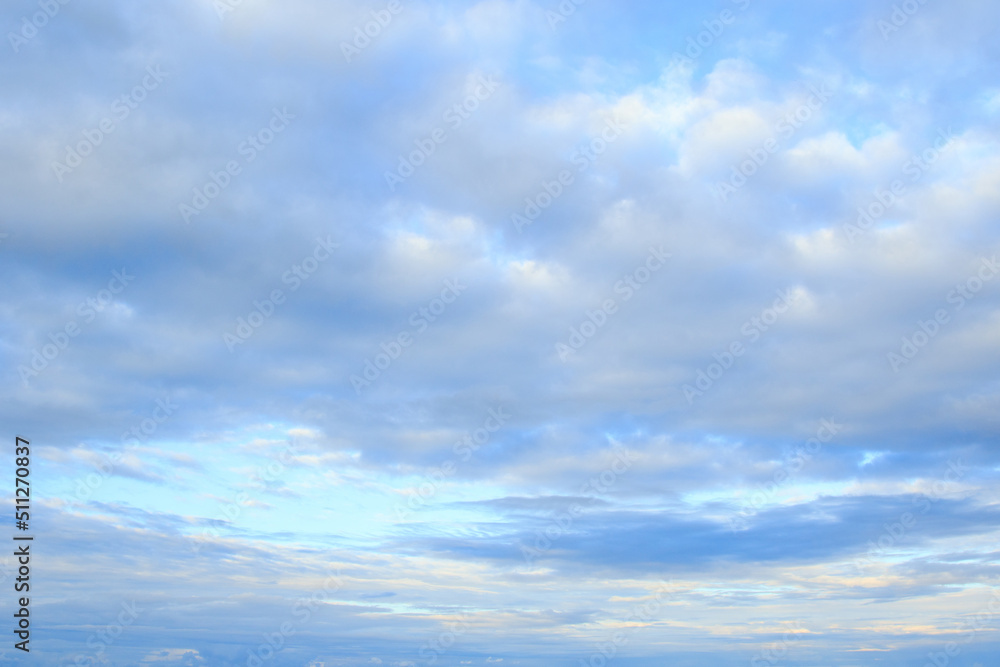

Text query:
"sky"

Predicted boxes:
[[1, 0, 1000, 665]]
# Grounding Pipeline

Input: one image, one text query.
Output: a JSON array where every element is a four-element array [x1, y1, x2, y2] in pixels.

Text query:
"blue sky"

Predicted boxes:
[[2, 0, 1000, 665]]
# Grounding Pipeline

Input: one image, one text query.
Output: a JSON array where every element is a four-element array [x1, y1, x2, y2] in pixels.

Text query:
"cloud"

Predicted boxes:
[[5, 0, 1000, 664]]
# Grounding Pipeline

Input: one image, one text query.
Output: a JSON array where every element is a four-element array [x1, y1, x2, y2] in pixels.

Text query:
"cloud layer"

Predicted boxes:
[[2, 0, 1000, 665]]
